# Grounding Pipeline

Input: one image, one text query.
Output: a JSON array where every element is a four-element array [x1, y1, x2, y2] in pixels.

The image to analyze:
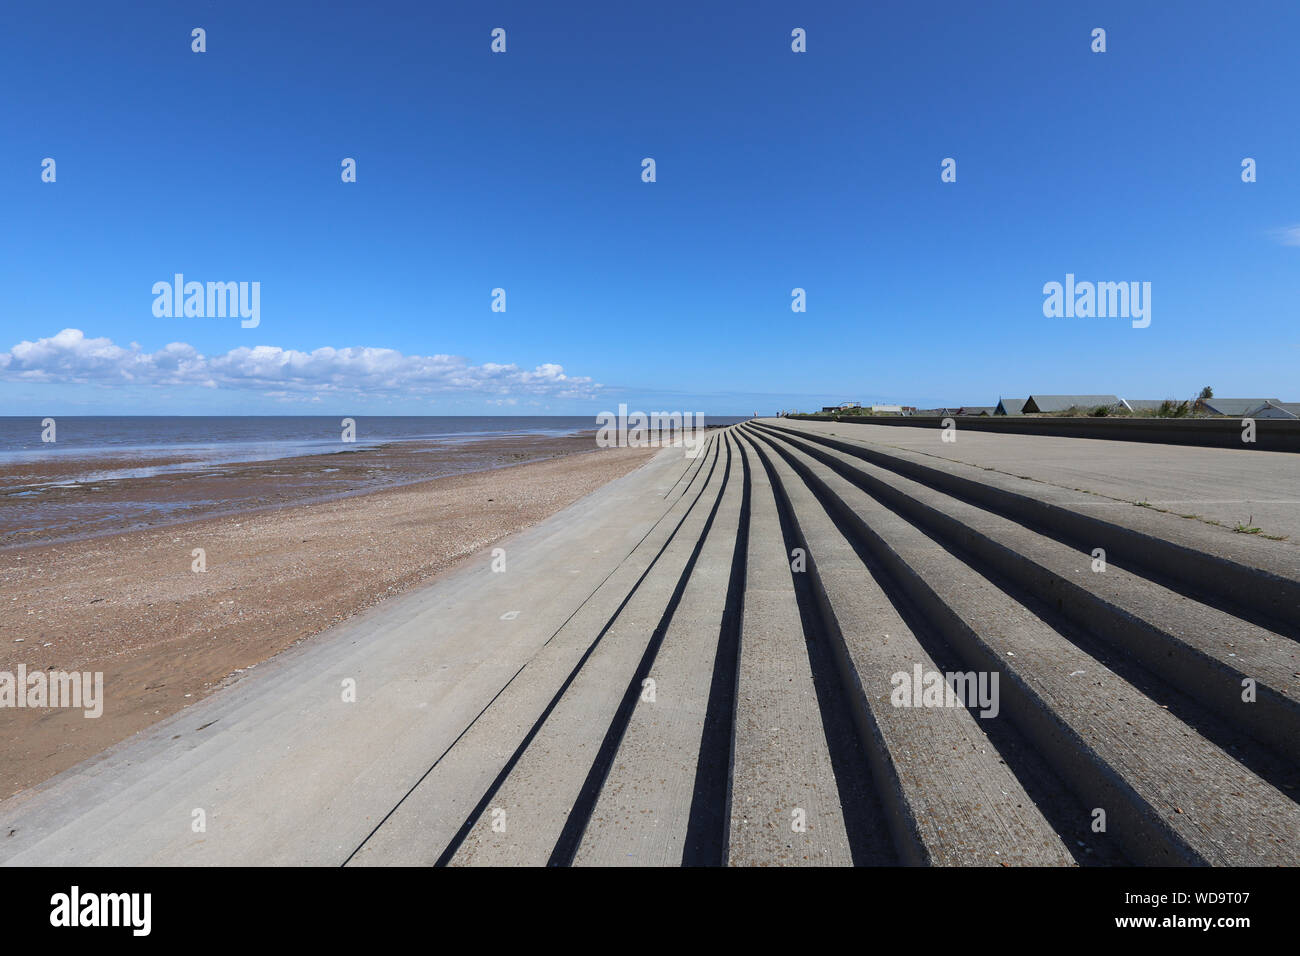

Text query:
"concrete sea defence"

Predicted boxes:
[[3, 421, 1297, 866]]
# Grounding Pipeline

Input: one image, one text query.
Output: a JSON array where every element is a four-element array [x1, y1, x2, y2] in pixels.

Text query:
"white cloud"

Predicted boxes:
[[1271, 224, 1300, 246], [0, 329, 602, 400]]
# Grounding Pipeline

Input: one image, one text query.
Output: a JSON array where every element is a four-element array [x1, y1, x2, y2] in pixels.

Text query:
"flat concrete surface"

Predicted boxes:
[[766, 418, 1300, 546]]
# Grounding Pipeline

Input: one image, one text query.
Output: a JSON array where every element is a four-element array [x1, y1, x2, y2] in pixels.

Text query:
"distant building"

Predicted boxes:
[[1201, 398, 1282, 417], [869, 404, 903, 414], [957, 406, 995, 416], [1022, 395, 1123, 413], [1245, 400, 1300, 420], [995, 398, 1026, 416], [1123, 399, 1167, 413]]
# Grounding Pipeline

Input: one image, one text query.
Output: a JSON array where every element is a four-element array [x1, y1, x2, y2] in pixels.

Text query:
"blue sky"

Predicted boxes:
[[2, 0, 1297, 415]]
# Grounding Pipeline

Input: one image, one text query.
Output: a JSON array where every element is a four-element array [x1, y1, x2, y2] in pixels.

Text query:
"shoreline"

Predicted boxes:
[[0, 430, 600, 550], [0, 442, 657, 795]]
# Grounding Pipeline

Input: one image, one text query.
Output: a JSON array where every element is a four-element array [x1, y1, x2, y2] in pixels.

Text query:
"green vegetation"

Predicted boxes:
[[1044, 404, 1126, 417], [1234, 514, 1262, 535], [1045, 399, 1198, 418]]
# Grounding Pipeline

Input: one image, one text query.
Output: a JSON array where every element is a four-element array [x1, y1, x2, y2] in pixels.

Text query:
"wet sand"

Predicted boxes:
[[0, 432, 604, 548], [0, 441, 657, 795]]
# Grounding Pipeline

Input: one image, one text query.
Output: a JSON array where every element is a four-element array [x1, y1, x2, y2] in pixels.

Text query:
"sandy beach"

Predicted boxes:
[[0, 440, 656, 795]]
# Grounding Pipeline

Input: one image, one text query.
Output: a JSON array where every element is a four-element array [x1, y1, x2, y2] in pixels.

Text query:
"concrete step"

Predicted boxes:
[[752, 420, 1300, 636], [745, 432, 1077, 866], [750, 424, 1300, 767], [445, 436, 735, 865], [745, 424, 1300, 866], [348, 435, 726, 865], [572, 432, 748, 865], [725, 431, 857, 866]]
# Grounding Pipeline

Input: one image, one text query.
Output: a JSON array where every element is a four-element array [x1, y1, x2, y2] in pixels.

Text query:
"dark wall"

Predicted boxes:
[[785, 415, 1300, 453]]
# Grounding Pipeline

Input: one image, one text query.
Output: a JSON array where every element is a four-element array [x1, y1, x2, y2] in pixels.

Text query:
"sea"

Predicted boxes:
[[0, 414, 747, 479]]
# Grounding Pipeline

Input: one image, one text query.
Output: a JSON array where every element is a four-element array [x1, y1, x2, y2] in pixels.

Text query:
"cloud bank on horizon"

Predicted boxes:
[[0, 329, 601, 402]]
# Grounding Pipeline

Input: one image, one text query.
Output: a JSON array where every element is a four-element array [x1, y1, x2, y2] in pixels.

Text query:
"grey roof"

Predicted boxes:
[[1123, 399, 1168, 411], [958, 406, 995, 416], [1023, 395, 1122, 413], [995, 398, 1026, 416], [1245, 401, 1300, 420], [1201, 398, 1282, 416]]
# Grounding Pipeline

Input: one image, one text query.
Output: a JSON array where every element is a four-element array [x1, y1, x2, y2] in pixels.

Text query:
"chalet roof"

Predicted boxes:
[[1202, 398, 1282, 416], [995, 398, 1026, 416], [1023, 395, 1122, 413]]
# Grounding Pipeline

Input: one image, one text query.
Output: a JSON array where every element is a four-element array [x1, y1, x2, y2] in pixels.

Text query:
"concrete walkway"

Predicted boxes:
[[776, 418, 1300, 545]]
